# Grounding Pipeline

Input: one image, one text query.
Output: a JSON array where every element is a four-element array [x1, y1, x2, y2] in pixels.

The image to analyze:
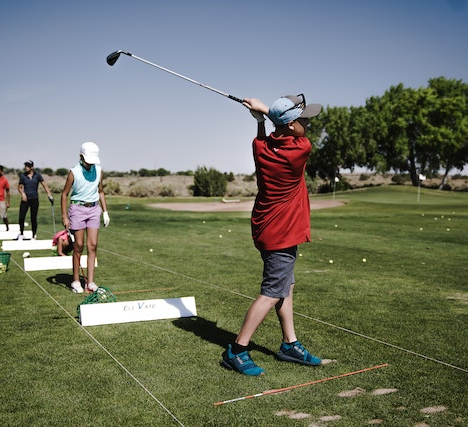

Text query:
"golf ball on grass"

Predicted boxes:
[[149, 248, 153, 252]]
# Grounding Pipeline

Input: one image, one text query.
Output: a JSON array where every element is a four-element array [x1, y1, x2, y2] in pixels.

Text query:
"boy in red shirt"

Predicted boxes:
[[0, 165, 10, 231], [221, 95, 322, 376]]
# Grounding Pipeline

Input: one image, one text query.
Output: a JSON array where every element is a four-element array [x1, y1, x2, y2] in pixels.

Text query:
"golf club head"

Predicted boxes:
[[106, 50, 130, 66], [67, 230, 75, 245]]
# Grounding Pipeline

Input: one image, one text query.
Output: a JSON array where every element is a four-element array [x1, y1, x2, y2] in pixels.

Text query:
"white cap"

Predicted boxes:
[[80, 142, 101, 164]]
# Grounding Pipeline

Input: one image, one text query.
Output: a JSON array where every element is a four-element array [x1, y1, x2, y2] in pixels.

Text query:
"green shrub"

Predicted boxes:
[[158, 186, 176, 197], [391, 173, 411, 185], [55, 168, 69, 177], [47, 181, 65, 194], [128, 182, 158, 197], [104, 180, 121, 195], [192, 166, 227, 197], [243, 173, 256, 182]]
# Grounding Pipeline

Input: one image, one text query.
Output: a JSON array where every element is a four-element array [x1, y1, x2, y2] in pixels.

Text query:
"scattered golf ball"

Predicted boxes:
[[329, 259, 334, 264], [420, 227, 423, 231], [334, 224, 338, 228], [362, 258, 367, 263], [22, 252, 30, 258], [219, 235, 223, 238], [446, 228, 450, 232], [24, 222, 29, 226], [228, 229, 231, 233], [299, 253, 303, 257], [149, 248, 153, 252]]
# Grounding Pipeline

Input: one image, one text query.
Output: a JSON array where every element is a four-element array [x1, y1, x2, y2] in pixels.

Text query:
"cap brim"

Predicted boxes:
[[83, 155, 101, 165], [300, 104, 322, 118]]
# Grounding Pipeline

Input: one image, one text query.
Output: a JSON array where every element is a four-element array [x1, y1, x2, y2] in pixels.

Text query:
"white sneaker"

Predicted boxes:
[[71, 280, 84, 294], [32, 235, 37, 240], [17, 234, 24, 240], [85, 282, 98, 292]]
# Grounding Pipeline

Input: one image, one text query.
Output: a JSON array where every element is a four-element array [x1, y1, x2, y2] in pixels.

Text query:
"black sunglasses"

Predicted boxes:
[[278, 94, 306, 118]]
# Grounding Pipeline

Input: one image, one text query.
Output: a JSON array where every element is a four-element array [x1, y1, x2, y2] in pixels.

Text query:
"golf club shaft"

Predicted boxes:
[[107, 50, 243, 103], [51, 205, 56, 234]]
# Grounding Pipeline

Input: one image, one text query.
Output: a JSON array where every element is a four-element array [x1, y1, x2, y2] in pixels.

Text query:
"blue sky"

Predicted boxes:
[[1, 0, 467, 174]]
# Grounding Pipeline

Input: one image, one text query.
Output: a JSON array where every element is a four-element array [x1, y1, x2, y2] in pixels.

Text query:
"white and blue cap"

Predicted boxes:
[[267, 94, 321, 126], [80, 141, 101, 164]]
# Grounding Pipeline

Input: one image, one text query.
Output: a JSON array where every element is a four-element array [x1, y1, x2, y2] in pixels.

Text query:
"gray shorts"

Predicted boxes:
[[260, 246, 297, 298], [0, 201, 7, 219]]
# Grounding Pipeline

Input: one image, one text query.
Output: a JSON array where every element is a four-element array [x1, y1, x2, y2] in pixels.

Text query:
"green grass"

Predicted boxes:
[[1, 186, 468, 426]]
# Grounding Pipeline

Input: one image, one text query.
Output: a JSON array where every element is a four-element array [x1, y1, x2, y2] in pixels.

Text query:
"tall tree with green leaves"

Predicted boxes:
[[306, 106, 354, 185], [426, 77, 468, 187]]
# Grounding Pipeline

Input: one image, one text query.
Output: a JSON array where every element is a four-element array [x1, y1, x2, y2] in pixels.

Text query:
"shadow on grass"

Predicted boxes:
[[172, 316, 276, 356], [46, 273, 76, 291]]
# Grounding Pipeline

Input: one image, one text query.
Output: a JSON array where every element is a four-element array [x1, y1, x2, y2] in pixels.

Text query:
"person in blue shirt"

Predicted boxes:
[[17, 160, 54, 239]]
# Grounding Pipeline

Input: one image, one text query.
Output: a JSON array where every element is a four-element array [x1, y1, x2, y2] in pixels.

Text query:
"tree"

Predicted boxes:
[[426, 77, 468, 187], [356, 79, 468, 186], [306, 106, 370, 186], [359, 84, 435, 185], [306, 107, 351, 184]]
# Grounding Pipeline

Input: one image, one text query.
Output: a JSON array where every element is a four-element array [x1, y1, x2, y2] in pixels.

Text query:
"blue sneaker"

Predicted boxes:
[[221, 344, 265, 376], [277, 341, 321, 366]]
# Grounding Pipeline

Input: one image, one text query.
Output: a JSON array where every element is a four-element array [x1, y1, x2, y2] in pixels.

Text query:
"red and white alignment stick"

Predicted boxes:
[[214, 363, 389, 406]]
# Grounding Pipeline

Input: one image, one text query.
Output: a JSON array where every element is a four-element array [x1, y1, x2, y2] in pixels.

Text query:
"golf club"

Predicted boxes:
[[106, 50, 244, 104], [51, 205, 56, 234]]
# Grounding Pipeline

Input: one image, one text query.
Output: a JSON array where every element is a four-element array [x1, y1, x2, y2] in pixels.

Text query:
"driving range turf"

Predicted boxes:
[[1, 185, 467, 426]]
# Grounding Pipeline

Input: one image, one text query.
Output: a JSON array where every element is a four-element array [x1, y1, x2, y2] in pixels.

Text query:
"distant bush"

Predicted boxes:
[[158, 186, 176, 197], [359, 173, 371, 181], [127, 181, 177, 197], [138, 168, 171, 177], [225, 172, 235, 182], [305, 174, 318, 194], [452, 173, 468, 180], [48, 182, 64, 194], [104, 180, 121, 195], [55, 168, 69, 177], [391, 173, 411, 185], [41, 167, 54, 176], [192, 166, 227, 197], [128, 182, 158, 197]]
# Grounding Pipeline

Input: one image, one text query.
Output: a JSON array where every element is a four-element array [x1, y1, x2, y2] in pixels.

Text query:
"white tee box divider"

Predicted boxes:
[[0, 224, 21, 232], [0, 230, 33, 240], [2, 239, 53, 251], [24, 255, 96, 271], [79, 296, 197, 326]]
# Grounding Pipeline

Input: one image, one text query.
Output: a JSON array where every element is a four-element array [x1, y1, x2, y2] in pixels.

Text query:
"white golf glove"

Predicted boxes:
[[250, 110, 265, 123], [103, 211, 110, 227]]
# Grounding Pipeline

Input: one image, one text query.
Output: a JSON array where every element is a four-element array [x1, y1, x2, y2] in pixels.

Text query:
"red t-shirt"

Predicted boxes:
[[0, 175, 10, 201], [251, 133, 311, 251]]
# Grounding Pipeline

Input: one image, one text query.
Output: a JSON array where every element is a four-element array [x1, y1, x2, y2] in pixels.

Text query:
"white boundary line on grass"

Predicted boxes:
[[100, 248, 468, 375], [10, 257, 185, 427]]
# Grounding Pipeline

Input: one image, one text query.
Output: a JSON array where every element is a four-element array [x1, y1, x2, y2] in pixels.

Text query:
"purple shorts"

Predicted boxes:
[[68, 203, 102, 230]]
